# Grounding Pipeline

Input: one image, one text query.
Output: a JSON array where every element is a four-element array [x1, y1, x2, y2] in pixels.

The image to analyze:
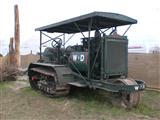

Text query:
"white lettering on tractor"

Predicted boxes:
[[80, 55, 84, 61], [73, 55, 77, 61]]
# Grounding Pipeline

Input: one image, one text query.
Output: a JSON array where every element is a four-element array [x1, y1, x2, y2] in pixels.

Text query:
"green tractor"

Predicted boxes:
[[28, 12, 145, 108]]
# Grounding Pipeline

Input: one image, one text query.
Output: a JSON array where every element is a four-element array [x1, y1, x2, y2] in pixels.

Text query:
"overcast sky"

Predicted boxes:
[[0, 0, 160, 55]]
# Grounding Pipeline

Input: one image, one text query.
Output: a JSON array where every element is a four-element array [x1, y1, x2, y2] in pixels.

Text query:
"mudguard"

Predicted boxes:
[[28, 63, 74, 84]]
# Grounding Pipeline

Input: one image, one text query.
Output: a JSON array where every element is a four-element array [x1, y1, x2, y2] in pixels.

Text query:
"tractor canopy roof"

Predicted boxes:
[[35, 11, 137, 34]]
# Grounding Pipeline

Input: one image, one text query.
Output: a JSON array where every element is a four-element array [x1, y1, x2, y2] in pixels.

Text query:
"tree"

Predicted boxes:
[[0, 53, 3, 57]]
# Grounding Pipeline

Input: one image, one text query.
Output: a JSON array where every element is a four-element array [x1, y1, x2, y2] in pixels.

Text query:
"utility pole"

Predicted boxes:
[[9, 37, 15, 66], [14, 5, 20, 68]]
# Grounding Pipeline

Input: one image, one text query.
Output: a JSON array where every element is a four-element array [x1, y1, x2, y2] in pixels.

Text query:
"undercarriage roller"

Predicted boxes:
[[29, 68, 70, 97]]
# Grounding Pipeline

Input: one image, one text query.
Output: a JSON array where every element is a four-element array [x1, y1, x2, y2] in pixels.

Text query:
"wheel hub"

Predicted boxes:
[[111, 79, 140, 108]]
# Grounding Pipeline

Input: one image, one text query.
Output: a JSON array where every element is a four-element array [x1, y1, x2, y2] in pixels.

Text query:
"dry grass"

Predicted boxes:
[[0, 77, 160, 120]]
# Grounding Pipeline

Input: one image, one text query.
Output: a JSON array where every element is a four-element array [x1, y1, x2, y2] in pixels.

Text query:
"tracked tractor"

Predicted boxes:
[[28, 12, 145, 108]]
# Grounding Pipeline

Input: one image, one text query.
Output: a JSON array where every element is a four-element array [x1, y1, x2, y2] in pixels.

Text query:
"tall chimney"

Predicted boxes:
[[14, 5, 20, 68]]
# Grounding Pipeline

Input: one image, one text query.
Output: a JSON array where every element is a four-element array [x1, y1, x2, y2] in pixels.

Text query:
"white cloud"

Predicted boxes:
[[0, 0, 160, 55]]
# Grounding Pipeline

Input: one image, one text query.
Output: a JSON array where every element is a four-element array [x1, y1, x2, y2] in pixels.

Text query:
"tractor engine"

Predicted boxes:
[[42, 33, 128, 80], [69, 34, 128, 79]]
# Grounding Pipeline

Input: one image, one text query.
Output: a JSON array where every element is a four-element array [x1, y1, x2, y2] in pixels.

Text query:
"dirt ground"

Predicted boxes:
[[0, 76, 160, 120]]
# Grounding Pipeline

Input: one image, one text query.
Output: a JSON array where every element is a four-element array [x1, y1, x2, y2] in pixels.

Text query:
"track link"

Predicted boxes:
[[29, 67, 70, 97]]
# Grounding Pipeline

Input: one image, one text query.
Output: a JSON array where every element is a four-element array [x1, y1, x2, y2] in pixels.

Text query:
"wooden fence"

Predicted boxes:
[[0, 53, 159, 89], [0, 54, 39, 69], [128, 53, 160, 89], [20, 54, 39, 69]]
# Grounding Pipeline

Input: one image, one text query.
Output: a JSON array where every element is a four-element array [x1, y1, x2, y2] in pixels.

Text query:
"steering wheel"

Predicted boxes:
[[51, 38, 62, 48]]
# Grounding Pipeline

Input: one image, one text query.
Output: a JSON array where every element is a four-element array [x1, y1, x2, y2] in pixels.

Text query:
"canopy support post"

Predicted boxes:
[[74, 22, 86, 38], [88, 18, 92, 80], [40, 31, 42, 60]]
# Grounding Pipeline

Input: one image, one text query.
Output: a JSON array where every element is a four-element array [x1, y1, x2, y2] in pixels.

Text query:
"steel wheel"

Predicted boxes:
[[111, 79, 140, 108]]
